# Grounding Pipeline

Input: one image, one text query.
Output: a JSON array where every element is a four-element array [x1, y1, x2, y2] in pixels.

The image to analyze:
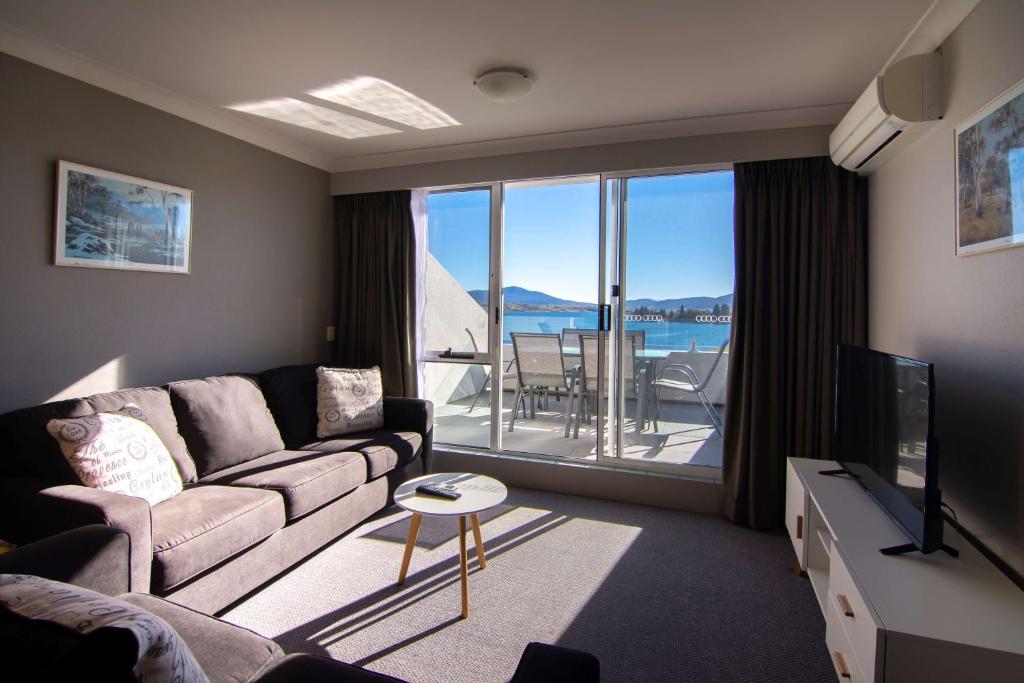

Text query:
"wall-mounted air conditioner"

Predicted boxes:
[[830, 53, 942, 174]]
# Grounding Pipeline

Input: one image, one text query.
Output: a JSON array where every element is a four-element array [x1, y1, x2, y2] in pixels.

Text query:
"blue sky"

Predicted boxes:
[[427, 170, 734, 303]]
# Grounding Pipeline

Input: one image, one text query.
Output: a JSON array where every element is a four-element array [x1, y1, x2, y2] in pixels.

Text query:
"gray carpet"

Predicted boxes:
[[222, 487, 834, 682]]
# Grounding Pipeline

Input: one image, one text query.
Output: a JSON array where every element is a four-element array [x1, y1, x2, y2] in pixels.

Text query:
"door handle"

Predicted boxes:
[[598, 304, 611, 331]]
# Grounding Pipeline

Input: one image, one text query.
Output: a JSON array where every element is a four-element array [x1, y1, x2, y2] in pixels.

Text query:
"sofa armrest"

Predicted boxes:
[[0, 477, 152, 593], [382, 397, 434, 472], [0, 524, 130, 595]]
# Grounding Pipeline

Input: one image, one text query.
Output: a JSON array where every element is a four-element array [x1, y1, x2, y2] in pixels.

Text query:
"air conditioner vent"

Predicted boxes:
[[830, 53, 941, 174], [854, 130, 903, 170]]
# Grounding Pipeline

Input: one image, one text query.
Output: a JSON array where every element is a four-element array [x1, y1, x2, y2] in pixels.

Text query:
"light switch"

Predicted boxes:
[[326, 326, 336, 342]]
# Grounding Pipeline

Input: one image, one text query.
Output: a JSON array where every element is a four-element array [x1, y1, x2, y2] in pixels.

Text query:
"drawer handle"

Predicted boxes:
[[836, 593, 854, 618], [833, 651, 852, 679], [796, 514, 804, 540]]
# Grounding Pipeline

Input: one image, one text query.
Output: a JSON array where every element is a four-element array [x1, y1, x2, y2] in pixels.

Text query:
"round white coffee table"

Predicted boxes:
[[394, 472, 507, 618]]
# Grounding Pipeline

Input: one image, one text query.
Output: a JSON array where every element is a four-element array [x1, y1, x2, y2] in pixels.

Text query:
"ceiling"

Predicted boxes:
[[0, 0, 935, 172]]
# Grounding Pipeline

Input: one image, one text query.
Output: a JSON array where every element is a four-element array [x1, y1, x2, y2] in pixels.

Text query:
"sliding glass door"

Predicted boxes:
[[603, 169, 734, 473], [421, 167, 732, 475], [421, 186, 500, 450], [500, 177, 600, 458]]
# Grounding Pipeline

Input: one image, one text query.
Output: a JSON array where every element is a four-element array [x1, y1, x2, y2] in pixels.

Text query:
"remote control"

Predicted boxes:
[[416, 484, 462, 500]]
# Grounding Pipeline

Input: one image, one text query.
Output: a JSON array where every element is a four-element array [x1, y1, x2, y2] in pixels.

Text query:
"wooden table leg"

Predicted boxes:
[[470, 513, 487, 569], [459, 515, 469, 618], [397, 513, 422, 585]]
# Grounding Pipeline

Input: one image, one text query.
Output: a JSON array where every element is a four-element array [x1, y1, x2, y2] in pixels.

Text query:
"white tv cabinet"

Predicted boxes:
[[785, 457, 1024, 682]]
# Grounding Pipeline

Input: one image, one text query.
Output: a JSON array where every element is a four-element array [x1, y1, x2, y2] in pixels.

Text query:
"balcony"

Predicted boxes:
[[427, 346, 727, 469], [423, 253, 728, 470]]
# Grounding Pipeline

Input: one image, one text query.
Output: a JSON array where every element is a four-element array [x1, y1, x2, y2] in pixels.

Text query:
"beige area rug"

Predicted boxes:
[[222, 487, 833, 682]]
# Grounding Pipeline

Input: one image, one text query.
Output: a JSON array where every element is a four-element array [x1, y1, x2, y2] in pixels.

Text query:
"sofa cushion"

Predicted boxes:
[[0, 387, 196, 484], [168, 375, 285, 477], [302, 430, 422, 479], [200, 450, 367, 521], [123, 593, 283, 683], [258, 364, 319, 449], [316, 366, 385, 438], [46, 404, 184, 506], [150, 485, 285, 591]]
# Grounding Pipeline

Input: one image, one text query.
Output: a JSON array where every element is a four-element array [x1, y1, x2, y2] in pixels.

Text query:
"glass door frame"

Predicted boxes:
[[597, 163, 732, 477], [420, 182, 506, 453], [423, 162, 729, 479]]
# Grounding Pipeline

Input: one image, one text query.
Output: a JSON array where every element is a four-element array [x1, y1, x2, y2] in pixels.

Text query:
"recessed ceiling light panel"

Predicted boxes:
[[229, 97, 399, 139], [310, 76, 460, 129]]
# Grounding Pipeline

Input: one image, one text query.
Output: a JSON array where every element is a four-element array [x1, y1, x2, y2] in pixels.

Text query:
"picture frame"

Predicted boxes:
[[954, 78, 1024, 257], [54, 161, 193, 273]]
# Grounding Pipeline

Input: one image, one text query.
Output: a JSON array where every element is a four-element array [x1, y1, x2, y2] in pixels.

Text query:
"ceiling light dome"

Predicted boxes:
[[473, 68, 533, 103]]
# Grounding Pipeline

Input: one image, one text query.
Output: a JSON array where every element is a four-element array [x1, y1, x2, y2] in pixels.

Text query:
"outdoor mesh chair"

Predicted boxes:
[[465, 328, 517, 414], [623, 328, 646, 350], [561, 328, 598, 349], [563, 327, 645, 350], [651, 338, 729, 435], [569, 333, 645, 438], [509, 332, 572, 432]]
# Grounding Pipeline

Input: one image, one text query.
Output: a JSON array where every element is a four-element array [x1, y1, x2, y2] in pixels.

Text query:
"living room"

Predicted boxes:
[[1, 1, 1022, 682]]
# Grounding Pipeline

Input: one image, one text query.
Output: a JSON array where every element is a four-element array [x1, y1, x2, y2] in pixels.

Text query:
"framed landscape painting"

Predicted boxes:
[[54, 161, 193, 273], [955, 78, 1024, 256]]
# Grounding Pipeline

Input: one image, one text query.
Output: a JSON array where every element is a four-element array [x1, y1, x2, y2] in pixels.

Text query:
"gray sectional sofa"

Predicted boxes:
[[0, 363, 433, 614]]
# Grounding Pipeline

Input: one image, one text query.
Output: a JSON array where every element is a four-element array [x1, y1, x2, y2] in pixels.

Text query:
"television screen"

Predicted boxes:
[[833, 344, 941, 550]]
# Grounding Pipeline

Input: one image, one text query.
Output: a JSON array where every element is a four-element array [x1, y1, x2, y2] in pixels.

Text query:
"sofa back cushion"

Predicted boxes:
[[168, 375, 285, 477], [257, 364, 319, 449], [82, 387, 198, 483], [0, 387, 197, 484]]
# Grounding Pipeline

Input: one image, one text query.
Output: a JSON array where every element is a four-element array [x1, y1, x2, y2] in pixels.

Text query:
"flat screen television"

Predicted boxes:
[[832, 344, 949, 555]]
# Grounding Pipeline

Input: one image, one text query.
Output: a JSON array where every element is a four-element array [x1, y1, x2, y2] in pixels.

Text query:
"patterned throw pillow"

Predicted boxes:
[[0, 574, 208, 683], [46, 403, 183, 506], [316, 366, 385, 438]]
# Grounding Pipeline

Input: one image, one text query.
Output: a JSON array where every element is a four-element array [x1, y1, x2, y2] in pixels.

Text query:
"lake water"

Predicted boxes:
[[503, 310, 730, 350]]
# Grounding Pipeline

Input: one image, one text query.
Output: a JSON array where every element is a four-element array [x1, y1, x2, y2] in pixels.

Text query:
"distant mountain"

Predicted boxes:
[[626, 293, 733, 310], [467, 287, 732, 311], [467, 286, 593, 309]]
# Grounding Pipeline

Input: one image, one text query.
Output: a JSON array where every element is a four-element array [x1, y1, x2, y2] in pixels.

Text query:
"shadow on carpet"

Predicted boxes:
[[222, 488, 834, 683]]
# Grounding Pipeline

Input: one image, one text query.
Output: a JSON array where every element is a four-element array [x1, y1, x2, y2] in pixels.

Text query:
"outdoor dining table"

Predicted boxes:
[[561, 346, 671, 435]]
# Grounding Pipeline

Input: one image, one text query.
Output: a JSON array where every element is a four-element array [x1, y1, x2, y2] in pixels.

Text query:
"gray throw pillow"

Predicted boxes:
[[316, 366, 384, 438]]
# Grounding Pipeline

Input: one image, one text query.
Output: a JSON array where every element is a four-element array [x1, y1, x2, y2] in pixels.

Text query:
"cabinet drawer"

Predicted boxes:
[[829, 543, 884, 679], [785, 460, 808, 569], [826, 598, 869, 682]]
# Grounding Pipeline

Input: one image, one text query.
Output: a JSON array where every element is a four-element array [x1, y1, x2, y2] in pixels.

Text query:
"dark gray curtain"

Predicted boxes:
[[723, 157, 867, 529], [333, 190, 417, 398]]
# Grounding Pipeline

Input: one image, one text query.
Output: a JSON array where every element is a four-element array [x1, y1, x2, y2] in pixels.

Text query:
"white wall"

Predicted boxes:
[[332, 125, 831, 194], [422, 253, 489, 405], [868, 0, 1024, 582]]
